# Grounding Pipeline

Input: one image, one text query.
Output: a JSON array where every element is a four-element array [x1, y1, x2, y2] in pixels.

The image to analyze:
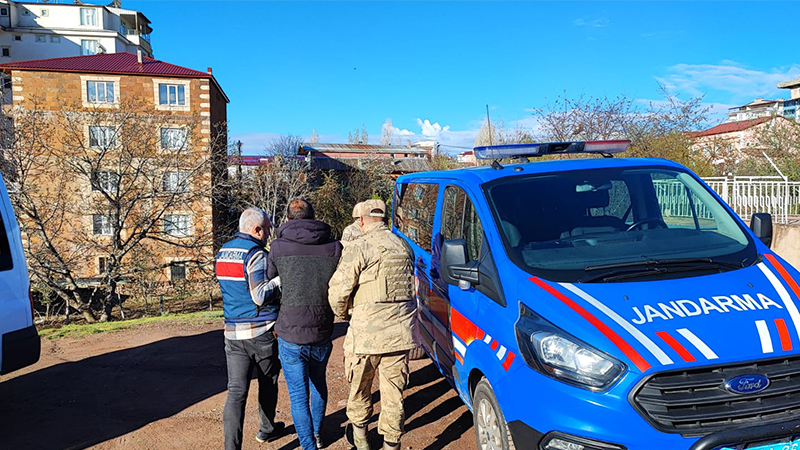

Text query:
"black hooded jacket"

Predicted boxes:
[[267, 219, 342, 345]]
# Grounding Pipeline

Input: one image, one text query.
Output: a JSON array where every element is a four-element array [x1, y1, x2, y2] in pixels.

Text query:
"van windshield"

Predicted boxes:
[[485, 166, 758, 283]]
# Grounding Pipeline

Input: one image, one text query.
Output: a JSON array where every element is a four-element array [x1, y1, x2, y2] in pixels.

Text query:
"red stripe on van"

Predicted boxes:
[[529, 276, 651, 372], [502, 352, 515, 371], [451, 308, 479, 345], [775, 318, 793, 351], [655, 331, 696, 362], [765, 254, 800, 301]]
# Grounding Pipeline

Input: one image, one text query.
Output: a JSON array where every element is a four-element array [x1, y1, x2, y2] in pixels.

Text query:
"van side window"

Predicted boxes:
[[441, 185, 483, 261], [0, 208, 14, 271], [394, 182, 438, 252]]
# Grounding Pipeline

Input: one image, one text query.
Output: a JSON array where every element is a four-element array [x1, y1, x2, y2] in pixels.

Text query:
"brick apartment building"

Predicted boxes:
[[0, 52, 228, 284]]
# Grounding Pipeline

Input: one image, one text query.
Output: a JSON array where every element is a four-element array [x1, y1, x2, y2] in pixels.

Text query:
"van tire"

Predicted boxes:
[[472, 378, 510, 450], [408, 345, 427, 360]]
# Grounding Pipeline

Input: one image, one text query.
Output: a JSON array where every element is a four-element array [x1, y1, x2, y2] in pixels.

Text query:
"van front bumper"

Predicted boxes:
[[1, 324, 40, 375]]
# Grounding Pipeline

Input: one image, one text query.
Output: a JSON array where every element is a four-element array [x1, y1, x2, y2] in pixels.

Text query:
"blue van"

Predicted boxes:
[[392, 141, 799, 450]]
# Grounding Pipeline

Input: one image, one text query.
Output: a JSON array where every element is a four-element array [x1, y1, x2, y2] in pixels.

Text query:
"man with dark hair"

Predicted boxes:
[[216, 208, 284, 450], [268, 198, 342, 450]]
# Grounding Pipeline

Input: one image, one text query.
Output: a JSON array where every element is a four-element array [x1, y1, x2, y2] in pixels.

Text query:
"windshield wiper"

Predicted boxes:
[[585, 257, 745, 272], [585, 265, 722, 283]]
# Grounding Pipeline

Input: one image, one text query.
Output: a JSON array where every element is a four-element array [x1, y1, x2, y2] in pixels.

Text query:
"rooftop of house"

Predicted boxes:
[[0, 52, 228, 102], [298, 143, 428, 155], [778, 78, 800, 89], [693, 116, 775, 138]]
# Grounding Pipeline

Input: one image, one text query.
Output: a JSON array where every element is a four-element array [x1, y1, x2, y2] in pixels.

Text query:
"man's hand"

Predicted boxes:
[[269, 276, 281, 292]]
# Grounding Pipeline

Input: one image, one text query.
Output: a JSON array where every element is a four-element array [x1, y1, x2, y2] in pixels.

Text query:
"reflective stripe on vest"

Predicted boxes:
[[216, 236, 265, 320]]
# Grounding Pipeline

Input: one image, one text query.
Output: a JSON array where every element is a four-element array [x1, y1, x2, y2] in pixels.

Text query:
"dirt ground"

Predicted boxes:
[[0, 319, 476, 450]]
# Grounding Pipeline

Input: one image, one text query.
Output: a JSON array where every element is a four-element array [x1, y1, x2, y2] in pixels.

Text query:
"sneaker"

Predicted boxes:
[[315, 434, 324, 449], [255, 422, 286, 443]]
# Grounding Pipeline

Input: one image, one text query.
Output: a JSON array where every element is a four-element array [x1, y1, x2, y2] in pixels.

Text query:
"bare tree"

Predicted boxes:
[[3, 97, 222, 322], [309, 129, 319, 144], [380, 118, 394, 146], [361, 124, 369, 144]]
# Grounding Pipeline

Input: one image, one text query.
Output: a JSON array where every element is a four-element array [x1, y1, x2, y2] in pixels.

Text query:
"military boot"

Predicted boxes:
[[347, 424, 371, 450], [382, 441, 400, 450]]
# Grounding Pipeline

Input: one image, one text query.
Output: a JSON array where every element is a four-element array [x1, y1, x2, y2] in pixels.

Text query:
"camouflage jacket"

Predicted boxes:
[[328, 221, 417, 355], [340, 220, 363, 245]]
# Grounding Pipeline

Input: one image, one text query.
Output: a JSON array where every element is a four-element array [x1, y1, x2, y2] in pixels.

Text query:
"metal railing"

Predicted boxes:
[[703, 176, 800, 224]]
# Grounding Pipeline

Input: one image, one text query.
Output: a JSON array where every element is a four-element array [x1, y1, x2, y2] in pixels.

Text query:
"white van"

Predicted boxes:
[[0, 172, 39, 375]]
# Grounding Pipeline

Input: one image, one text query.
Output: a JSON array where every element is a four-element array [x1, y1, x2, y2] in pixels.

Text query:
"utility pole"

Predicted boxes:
[[236, 140, 243, 181]]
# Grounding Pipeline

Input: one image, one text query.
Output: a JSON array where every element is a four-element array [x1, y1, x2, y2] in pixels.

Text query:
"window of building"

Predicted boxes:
[[160, 128, 187, 150], [87, 80, 115, 104], [81, 39, 99, 55], [92, 215, 114, 235], [0, 8, 9, 16], [164, 214, 191, 236], [89, 126, 116, 148], [35, 35, 46, 43], [98, 256, 108, 274], [162, 171, 189, 193], [1, 47, 9, 58], [91, 171, 119, 194], [80, 8, 97, 26], [50, 36, 60, 43], [158, 84, 186, 106], [170, 262, 186, 281], [13, 35, 21, 41], [394, 182, 439, 252], [441, 185, 484, 262], [41, 9, 49, 17]]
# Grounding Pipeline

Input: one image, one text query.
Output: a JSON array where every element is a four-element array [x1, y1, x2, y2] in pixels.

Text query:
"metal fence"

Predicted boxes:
[[703, 176, 800, 224]]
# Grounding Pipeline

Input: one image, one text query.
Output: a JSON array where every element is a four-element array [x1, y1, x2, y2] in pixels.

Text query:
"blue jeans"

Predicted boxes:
[[278, 337, 332, 450]]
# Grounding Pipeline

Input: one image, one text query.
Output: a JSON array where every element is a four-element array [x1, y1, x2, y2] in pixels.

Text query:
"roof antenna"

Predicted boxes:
[[486, 104, 503, 169]]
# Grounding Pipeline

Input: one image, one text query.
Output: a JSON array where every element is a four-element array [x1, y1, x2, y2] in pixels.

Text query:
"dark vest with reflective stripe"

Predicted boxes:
[[215, 233, 277, 323]]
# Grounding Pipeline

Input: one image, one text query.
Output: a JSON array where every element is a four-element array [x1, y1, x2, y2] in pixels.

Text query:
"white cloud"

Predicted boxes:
[[574, 17, 610, 28], [415, 118, 451, 139], [656, 62, 800, 102]]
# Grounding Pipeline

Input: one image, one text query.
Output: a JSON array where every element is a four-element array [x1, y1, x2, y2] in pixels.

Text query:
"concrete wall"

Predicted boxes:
[[773, 223, 800, 269]]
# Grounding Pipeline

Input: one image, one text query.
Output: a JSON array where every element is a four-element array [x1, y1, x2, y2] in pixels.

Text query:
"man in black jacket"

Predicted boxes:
[[267, 199, 342, 450]]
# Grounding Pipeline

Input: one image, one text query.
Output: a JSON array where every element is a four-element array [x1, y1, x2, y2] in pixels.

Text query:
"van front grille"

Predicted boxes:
[[631, 355, 800, 436]]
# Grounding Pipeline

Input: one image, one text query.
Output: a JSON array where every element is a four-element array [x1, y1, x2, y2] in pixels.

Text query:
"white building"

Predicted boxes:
[[0, 0, 152, 63], [727, 98, 784, 123]]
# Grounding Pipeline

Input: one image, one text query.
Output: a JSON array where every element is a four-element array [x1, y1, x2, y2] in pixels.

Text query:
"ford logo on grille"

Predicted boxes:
[[725, 374, 770, 394]]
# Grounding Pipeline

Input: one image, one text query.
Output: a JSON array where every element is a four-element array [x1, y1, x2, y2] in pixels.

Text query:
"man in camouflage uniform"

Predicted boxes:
[[340, 202, 364, 244], [328, 199, 416, 450]]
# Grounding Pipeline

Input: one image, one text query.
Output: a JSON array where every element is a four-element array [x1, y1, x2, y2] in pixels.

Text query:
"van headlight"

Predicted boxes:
[[515, 303, 625, 391]]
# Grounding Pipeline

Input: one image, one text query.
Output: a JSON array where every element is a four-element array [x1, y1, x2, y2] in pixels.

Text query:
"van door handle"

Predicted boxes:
[[430, 268, 439, 279], [416, 259, 427, 269]]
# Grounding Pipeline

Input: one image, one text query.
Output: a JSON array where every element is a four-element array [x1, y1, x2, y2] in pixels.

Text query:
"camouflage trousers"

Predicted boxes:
[[344, 349, 410, 444]]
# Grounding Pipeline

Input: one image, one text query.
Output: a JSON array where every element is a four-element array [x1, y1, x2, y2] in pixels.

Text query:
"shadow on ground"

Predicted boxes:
[[0, 330, 227, 450], [272, 359, 470, 450]]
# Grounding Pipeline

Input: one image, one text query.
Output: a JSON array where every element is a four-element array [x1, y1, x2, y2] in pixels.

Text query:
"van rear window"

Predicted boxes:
[[0, 209, 14, 271]]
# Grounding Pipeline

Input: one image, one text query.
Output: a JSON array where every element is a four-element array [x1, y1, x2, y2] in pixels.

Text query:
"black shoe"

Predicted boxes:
[[315, 434, 324, 449], [256, 422, 286, 443]]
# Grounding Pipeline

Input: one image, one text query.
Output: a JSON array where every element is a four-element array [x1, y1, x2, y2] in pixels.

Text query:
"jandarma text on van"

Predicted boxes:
[[630, 293, 783, 324]]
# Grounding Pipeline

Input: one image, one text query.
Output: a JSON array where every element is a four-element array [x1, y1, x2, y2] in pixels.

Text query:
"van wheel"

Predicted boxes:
[[408, 345, 427, 360], [472, 378, 510, 450]]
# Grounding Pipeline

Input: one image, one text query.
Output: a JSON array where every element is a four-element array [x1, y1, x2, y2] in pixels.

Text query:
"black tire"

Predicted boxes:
[[472, 378, 511, 450], [408, 345, 427, 360]]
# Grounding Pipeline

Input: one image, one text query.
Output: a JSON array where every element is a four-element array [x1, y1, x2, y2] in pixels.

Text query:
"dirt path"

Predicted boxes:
[[0, 320, 476, 450]]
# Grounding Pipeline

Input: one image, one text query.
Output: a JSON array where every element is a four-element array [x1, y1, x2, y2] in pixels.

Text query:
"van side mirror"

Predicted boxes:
[[750, 213, 773, 248], [441, 239, 479, 288]]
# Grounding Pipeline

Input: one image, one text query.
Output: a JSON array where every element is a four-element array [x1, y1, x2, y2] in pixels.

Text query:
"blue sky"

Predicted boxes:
[[125, 1, 800, 154]]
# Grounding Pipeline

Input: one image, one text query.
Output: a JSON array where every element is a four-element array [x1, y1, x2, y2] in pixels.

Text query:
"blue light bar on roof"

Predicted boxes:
[[473, 140, 631, 160]]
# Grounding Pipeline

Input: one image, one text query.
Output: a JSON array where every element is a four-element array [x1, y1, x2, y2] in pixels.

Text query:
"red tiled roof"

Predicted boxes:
[[694, 117, 774, 138], [0, 52, 211, 78]]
